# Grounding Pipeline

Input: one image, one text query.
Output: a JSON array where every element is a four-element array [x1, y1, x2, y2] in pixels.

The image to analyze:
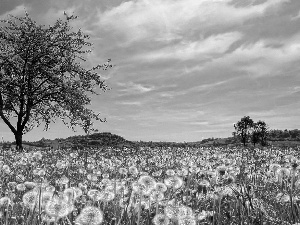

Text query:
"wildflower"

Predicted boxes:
[[99, 190, 115, 202], [198, 180, 210, 190], [119, 167, 128, 175], [138, 175, 156, 192], [164, 205, 180, 219], [295, 179, 300, 189], [33, 151, 43, 160], [220, 186, 234, 196], [7, 181, 17, 190], [70, 152, 78, 158], [0, 196, 11, 207], [150, 190, 164, 202], [87, 189, 102, 201], [16, 183, 26, 192], [132, 181, 147, 194], [40, 191, 54, 209], [41, 212, 56, 223], [79, 183, 88, 193], [22, 190, 39, 211], [87, 173, 98, 182], [45, 185, 56, 193], [24, 181, 37, 189], [198, 210, 215, 221], [45, 196, 73, 219], [276, 167, 290, 178], [269, 163, 281, 173], [164, 176, 183, 189], [87, 164, 95, 170], [285, 155, 295, 163], [176, 169, 184, 177], [119, 198, 128, 208], [56, 175, 69, 185], [166, 169, 175, 176], [56, 160, 66, 169], [216, 165, 227, 176], [275, 193, 290, 203], [178, 217, 196, 225], [38, 169, 46, 177], [2, 165, 11, 174], [152, 170, 162, 177], [152, 213, 170, 225], [16, 174, 25, 183], [75, 206, 103, 225], [177, 206, 194, 219], [95, 169, 102, 176], [189, 166, 200, 174], [102, 173, 109, 179], [63, 188, 77, 203], [181, 168, 189, 176], [155, 182, 168, 192], [223, 174, 236, 185], [129, 166, 138, 175], [73, 187, 83, 199]]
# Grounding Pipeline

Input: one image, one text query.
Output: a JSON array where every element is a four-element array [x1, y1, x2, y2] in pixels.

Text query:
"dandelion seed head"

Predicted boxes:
[[45, 196, 73, 218], [0, 196, 11, 207], [164, 176, 183, 189], [99, 190, 115, 202], [152, 213, 170, 225], [22, 190, 39, 210], [164, 205, 180, 219], [178, 217, 196, 225], [155, 182, 168, 192], [16, 183, 26, 192], [75, 206, 103, 225]]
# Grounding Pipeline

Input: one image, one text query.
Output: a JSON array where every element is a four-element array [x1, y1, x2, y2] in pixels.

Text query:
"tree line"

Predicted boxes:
[[233, 116, 300, 147], [268, 129, 300, 141]]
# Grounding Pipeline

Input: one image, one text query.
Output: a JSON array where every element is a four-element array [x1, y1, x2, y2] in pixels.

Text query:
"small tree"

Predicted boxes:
[[0, 12, 113, 149], [233, 116, 254, 146], [255, 120, 268, 146], [251, 125, 260, 147]]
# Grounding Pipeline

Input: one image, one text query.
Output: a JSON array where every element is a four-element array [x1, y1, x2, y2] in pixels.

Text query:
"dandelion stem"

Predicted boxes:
[[137, 190, 142, 225]]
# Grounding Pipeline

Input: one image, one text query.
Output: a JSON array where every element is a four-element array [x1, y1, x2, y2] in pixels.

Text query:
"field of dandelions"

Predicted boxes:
[[0, 145, 300, 225]]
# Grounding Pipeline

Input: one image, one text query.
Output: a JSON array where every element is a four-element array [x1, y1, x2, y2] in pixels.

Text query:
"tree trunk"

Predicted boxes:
[[14, 132, 23, 151]]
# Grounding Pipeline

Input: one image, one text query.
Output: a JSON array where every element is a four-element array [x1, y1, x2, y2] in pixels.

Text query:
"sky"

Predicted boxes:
[[0, 0, 300, 142]]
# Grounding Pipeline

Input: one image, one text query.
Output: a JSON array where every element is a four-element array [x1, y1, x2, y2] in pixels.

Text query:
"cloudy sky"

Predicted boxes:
[[0, 0, 300, 142]]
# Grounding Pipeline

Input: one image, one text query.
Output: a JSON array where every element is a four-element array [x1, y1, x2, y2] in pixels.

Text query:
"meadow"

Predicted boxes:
[[0, 145, 300, 225]]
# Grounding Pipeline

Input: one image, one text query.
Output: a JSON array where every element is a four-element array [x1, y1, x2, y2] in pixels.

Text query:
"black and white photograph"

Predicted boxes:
[[0, 0, 300, 224]]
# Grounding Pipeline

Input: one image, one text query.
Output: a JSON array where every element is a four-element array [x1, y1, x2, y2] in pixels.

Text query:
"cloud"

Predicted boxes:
[[117, 81, 155, 95], [291, 9, 300, 20], [133, 32, 243, 62], [97, 0, 290, 45], [116, 101, 142, 106], [187, 31, 300, 77], [0, 4, 28, 19]]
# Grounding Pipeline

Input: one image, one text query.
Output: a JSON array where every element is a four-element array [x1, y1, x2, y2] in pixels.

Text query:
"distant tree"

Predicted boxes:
[[256, 120, 268, 146], [0, 13, 113, 150], [251, 126, 260, 147], [252, 120, 268, 146], [233, 116, 254, 146]]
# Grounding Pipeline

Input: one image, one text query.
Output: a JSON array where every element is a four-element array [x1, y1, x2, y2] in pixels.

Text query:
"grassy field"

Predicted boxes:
[[0, 145, 299, 224]]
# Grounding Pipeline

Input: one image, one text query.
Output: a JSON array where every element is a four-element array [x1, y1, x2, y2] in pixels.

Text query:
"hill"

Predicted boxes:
[[1, 129, 300, 150]]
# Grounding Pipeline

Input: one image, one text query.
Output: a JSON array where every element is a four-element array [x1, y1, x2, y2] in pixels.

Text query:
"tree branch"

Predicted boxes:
[[0, 92, 16, 133]]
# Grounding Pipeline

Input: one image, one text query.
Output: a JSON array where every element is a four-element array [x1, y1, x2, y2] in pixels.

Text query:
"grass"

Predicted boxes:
[[0, 145, 299, 224]]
